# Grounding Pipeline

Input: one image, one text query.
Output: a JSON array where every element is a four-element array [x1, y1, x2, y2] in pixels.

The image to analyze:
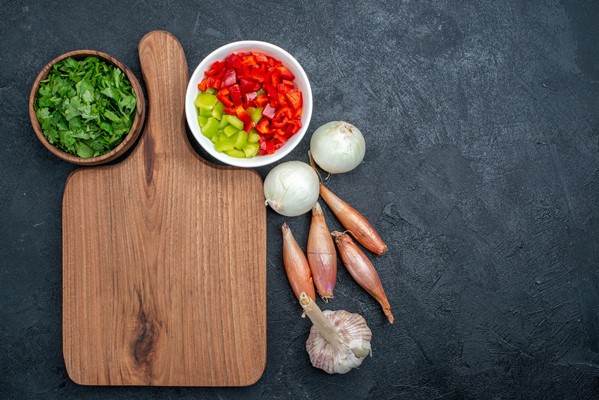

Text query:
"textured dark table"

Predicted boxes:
[[1, 0, 598, 399]]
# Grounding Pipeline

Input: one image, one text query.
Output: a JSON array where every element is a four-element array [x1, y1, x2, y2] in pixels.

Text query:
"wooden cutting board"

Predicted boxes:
[[62, 31, 267, 386]]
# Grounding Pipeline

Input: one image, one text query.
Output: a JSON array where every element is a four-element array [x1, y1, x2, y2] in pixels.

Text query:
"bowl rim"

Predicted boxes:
[[29, 49, 146, 166], [185, 40, 312, 168]]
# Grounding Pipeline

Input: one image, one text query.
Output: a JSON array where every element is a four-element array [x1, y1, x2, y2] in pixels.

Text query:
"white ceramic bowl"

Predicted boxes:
[[185, 41, 313, 168]]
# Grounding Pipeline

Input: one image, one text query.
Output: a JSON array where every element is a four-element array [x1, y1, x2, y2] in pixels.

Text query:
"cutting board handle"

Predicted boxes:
[[136, 30, 192, 160]]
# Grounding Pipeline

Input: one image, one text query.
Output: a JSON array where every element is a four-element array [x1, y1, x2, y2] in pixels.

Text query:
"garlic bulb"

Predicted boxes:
[[300, 292, 372, 374]]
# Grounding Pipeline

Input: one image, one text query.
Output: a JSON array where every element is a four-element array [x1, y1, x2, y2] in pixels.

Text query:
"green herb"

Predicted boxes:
[[34, 56, 137, 158]]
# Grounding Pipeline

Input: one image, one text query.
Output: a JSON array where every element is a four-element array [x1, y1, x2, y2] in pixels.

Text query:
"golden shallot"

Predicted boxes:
[[307, 202, 337, 301], [332, 231, 394, 323], [320, 183, 388, 255], [282, 223, 316, 302]]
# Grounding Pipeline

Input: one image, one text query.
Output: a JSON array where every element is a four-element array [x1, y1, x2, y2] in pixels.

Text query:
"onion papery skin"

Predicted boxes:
[[310, 121, 366, 174], [264, 161, 320, 217]]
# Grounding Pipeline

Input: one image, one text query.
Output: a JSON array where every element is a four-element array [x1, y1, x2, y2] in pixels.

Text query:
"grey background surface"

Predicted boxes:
[[1, 0, 598, 399]]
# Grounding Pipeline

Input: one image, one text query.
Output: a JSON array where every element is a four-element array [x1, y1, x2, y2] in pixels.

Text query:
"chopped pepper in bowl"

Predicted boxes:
[[186, 41, 312, 168]]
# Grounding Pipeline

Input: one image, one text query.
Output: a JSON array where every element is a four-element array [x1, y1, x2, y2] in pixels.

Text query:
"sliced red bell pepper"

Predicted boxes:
[[276, 66, 295, 81], [271, 129, 286, 141], [277, 83, 289, 94], [198, 78, 208, 91], [228, 84, 242, 106], [223, 107, 236, 115], [264, 83, 278, 99], [221, 68, 236, 87], [236, 66, 250, 79], [262, 103, 277, 120], [270, 69, 281, 85], [235, 105, 252, 122], [263, 70, 273, 85], [267, 56, 280, 68], [216, 88, 234, 108], [293, 106, 303, 119], [213, 68, 225, 84], [261, 131, 274, 140], [255, 94, 269, 107], [271, 107, 291, 129], [235, 106, 254, 132], [284, 118, 302, 135], [284, 119, 302, 136], [204, 60, 225, 76], [250, 67, 265, 82], [242, 55, 257, 67], [251, 51, 269, 63], [265, 140, 275, 154], [227, 53, 243, 69], [285, 124, 295, 136], [277, 92, 288, 107], [275, 107, 291, 119], [251, 63, 267, 81], [285, 89, 302, 110], [256, 119, 270, 134], [239, 78, 260, 94]]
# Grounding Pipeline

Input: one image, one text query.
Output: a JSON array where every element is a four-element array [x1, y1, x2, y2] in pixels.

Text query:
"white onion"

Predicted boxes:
[[263, 161, 320, 217], [310, 121, 366, 174]]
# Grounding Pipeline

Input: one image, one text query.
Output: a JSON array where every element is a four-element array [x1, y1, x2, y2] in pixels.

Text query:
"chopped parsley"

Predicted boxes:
[[34, 56, 137, 158]]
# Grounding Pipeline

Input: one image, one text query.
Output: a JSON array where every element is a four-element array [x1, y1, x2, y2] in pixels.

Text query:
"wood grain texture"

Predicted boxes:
[[62, 31, 267, 386]]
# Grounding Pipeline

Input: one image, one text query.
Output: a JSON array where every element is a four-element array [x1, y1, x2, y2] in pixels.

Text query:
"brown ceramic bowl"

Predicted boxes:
[[29, 50, 145, 165]]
